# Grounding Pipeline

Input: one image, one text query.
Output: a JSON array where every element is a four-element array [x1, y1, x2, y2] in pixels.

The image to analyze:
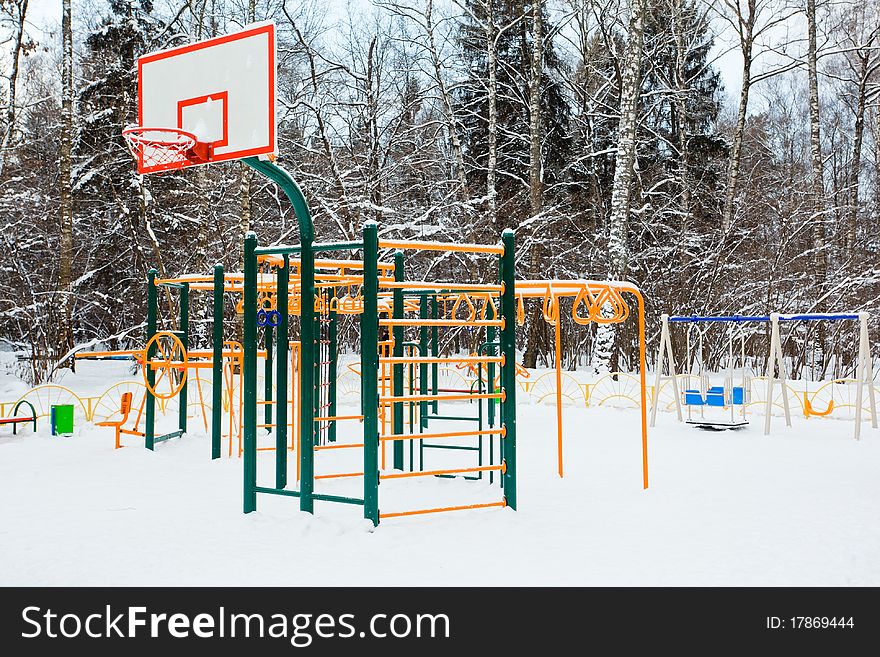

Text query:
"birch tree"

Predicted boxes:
[[58, 0, 75, 366], [594, 0, 648, 373]]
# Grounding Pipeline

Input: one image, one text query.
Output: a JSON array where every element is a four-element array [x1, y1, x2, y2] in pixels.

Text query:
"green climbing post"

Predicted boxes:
[[500, 229, 517, 510], [243, 233, 258, 513], [240, 159, 318, 516], [145, 269, 157, 451], [178, 282, 189, 435], [392, 250, 404, 470], [211, 264, 224, 459], [362, 222, 380, 525], [275, 257, 289, 489]]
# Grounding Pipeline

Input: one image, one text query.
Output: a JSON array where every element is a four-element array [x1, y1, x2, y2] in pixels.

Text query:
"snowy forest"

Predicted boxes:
[[0, 0, 878, 384]]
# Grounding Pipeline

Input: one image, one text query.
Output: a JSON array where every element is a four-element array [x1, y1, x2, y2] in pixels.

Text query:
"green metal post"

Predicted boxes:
[[328, 290, 338, 443], [264, 322, 274, 431], [299, 218, 316, 514], [211, 264, 224, 459], [500, 229, 517, 510], [243, 157, 315, 516], [145, 269, 158, 451], [392, 251, 405, 469], [276, 258, 289, 489], [243, 233, 258, 513], [362, 222, 380, 525], [178, 282, 189, 435]]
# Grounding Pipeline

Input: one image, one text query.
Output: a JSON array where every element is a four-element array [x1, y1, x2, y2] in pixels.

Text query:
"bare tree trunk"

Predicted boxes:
[[605, 0, 646, 280], [528, 1, 543, 221], [58, 0, 75, 369], [486, 2, 498, 226], [806, 0, 828, 302], [600, 2, 645, 372], [847, 53, 869, 253], [672, 0, 691, 230], [594, 0, 647, 374], [523, 1, 545, 368], [0, 0, 29, 180], [720, 18, 754, 234], [426, 0, 467, 197], [874, 107, 880, 226], [366, 36, 383, 223]]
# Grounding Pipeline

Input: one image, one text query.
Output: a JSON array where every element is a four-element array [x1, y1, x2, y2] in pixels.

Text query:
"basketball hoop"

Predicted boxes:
[[122, 126, 213, 171]]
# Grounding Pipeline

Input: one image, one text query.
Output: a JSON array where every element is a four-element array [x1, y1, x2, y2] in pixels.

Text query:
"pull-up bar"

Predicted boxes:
[[667, 313, 862, 323]]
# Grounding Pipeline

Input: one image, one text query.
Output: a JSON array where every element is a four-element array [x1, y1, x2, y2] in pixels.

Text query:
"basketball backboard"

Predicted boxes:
[[129, 21, 276, 174]]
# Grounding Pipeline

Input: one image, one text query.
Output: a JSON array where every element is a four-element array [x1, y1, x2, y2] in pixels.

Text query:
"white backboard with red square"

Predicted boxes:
[[133, 22, 276, 174]]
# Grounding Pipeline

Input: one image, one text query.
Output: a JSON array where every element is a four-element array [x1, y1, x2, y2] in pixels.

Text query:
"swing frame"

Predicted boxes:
[[650, 312, 878, 440]]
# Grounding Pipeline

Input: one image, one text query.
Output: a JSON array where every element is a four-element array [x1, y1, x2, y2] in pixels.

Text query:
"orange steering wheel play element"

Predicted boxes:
[[143, 331, 188, 400]]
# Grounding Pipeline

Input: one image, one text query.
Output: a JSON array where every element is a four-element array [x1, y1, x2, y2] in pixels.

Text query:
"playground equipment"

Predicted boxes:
[[652, 312, 878, 439], [678, 321, 749, 429], [515, 281, 648, 486], [96, 392, 134, 449], [124, 22, 518, 526], [0, 399, 36, 435]]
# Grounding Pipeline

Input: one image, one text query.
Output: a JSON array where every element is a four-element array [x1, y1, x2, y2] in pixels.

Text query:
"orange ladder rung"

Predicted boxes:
[[315, 471, 364, 480], [379, 318, 503, 328], [379, 392, 504, 404], [379, 355, 505, 365], [380, 500, 506, 519], [314, 442, 364, 451], [380, 464, 504, 480], [379, 428, 505, 442]]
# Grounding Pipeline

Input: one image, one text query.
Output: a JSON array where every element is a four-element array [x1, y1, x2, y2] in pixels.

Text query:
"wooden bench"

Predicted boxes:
[[96, 392, 144, 448], [0, 400, 37, 434]]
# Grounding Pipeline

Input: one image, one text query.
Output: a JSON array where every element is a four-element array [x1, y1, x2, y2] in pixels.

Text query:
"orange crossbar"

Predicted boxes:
[[380, 464, 504, 480], [379, 240, 504, 255], [380, 501, 506, 519], [314, 471, 364, 480], [314, 442, 364, 451], [314, 414, 364, 422], [380, 392, 504, 403], [379, 428, 505, 442], [379, 318, 503, 328], [380, 281, 503, 292], [76, 349, 140, 359], [379, 355, 504, 365]]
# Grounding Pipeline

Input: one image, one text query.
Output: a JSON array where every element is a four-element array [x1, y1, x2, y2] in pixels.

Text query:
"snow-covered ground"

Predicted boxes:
[[1, 361, 878, 586]]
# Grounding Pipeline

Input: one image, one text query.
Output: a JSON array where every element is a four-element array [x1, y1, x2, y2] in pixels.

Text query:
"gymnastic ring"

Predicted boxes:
[[267, 310, 282, 327], [257, 309, 269, 327]]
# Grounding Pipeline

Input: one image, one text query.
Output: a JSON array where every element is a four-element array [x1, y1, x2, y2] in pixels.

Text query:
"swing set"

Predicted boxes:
[[651, 312, 878, 439]]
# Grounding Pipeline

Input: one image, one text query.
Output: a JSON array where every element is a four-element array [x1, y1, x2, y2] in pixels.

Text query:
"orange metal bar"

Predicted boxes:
[[378, 240, 504, 255], [75, 349, 141, 359], [554, 308, 564, 479], [314, 414, 364, 422], [380, 392, 504, 403], [379, 318, 503, 328], [380, 501, 506, 519], [314, 442, 364, 451], [380, 281, 503, 293], [379, 428, 505, 442], [314, 471, 364, 480], [380, 464, 503, 480], [379, 355, 504, 366]]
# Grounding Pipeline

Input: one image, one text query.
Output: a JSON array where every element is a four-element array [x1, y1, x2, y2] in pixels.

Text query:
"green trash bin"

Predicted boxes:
[[51, 404, 75, 436]]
